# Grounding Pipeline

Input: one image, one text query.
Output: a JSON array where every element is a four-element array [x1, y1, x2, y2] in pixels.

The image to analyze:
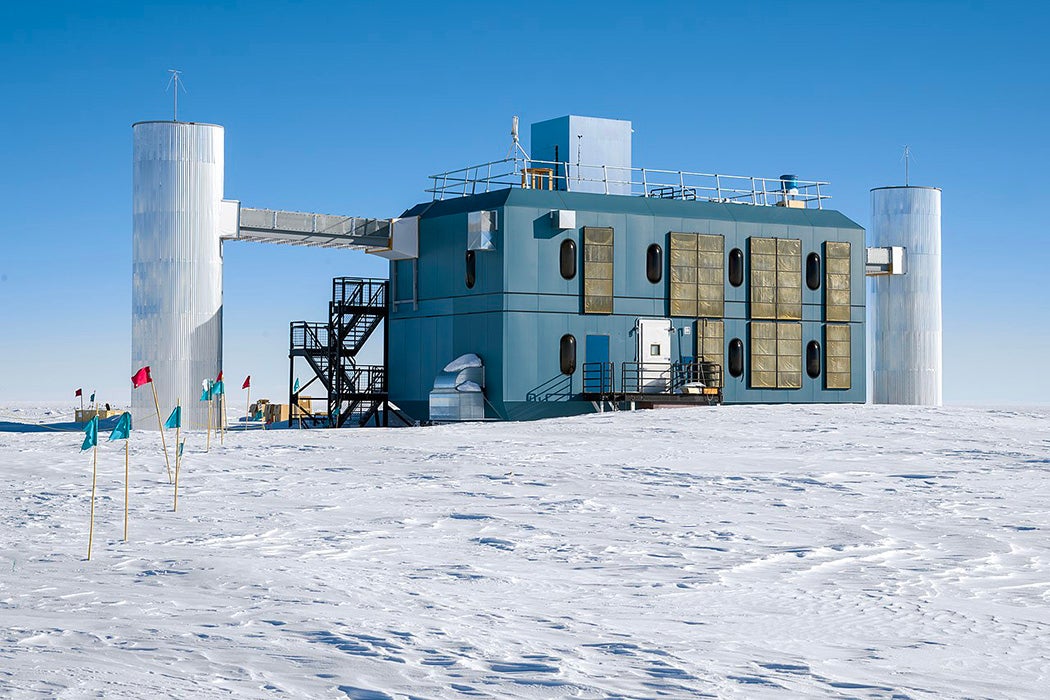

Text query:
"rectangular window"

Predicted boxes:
[[696, 319, 724, 388], [583, 226, 614, 314], [825, 323, 852, 389], [776, 322, 802, 389], [669, 233, 697, 318], [750, 237, 801, 320], [750, 321, 801, 389], [697, 234, 725, 318], [670, 233, 724, 318], [749, 237, 777, 319], [749, 321, 777, 389], [776, 238, 802, 320], [825, 241, 851, 322]]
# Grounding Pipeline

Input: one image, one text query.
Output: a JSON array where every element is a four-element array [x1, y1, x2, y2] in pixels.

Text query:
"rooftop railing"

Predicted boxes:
[[427, 156, 830, 208]]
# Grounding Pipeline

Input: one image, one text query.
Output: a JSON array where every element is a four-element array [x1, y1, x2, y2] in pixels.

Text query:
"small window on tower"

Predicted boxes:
[[806, 252, 822, 290], [650, 344, 661, 356], [560, 334, 577, 375], [728, 338, 744, 377], [560, 239, 577, 280], [465, 250, 476, 289], [646, 244, 663, 284], [729, 248, 744, 287], [807, 340, 821, 378]]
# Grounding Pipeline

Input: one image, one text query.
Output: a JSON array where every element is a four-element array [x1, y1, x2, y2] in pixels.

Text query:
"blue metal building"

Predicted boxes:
[[383, 116, 866, 421]]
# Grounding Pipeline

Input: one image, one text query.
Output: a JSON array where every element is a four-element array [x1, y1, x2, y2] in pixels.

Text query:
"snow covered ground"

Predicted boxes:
[[1, 404, 1048, 698]]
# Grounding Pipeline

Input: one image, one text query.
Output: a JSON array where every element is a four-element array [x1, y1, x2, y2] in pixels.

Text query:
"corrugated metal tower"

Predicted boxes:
[[132, 121, 225, 429], [870, 186, 942, 405]]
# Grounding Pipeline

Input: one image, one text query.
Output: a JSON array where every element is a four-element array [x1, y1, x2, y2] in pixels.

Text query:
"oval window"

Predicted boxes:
[[465, 250, 476, 289], [728, 248, 744, 287], [646, 244, 663, 284], [728, 338, 744, 377], [806, 252, 821, 290], [560, 239, 577, 280], [560, 334, 577, 375], [806, 340, 821, 378]]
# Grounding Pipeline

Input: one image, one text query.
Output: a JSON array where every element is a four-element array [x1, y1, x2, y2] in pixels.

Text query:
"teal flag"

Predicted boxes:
[[293, 378, 300, 393], [81, 416, 98, 451], [211, 380, 225, 397], [164, 405, 182, 429], [200, 379, 211, 402], [108, 412, 132, 441], [178, 441, 185, 457], [89, 391, 95, 403]]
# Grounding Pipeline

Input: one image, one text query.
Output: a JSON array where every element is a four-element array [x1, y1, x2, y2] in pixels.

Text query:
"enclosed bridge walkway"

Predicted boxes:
[[221, 208, 408, 427]]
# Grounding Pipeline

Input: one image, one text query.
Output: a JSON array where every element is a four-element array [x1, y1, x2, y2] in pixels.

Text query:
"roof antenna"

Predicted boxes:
[[901, 145, 914, 186], [507, 115, 529, 160], [166, 69, 186, 122], [576, 134, 583, 183]]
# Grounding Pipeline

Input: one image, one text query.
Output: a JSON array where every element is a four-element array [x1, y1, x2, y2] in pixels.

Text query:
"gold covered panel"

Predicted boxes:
[[671, 299, 697, 317], [583, 226, 614, 315], [825, 323, 851, 389]]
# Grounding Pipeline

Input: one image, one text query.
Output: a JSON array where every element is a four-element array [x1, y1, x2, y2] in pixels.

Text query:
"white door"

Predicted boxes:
[[636, 318, 672, 393]]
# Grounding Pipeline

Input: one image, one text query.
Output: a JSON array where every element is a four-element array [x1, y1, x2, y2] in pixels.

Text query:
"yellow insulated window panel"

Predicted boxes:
[[583, 227, 614, 314], [669, 233, 724, 318], [750, 237, 802, 321], [696, 234, 724, 319], [749, 237, 777, 320], [776, 322, 802, 389], [669, 233, 697, 317], [776, 238, 802, 320], [825, 241, 851, 322], [696, 319, 724, 387], [749, 321, 777, 389], [825, 323, 852, 389]]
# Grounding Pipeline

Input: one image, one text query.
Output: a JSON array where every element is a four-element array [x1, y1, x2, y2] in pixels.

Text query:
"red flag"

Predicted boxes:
[[75, 388, 82, 397], [216, 370, 223, 382], [242, 375, 251, 390], [132, 366, 152, 388]]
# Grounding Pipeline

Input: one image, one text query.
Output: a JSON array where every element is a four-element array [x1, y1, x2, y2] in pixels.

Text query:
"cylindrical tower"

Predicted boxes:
[[870, 186, 942, 405], [132, 121, 224, 429]]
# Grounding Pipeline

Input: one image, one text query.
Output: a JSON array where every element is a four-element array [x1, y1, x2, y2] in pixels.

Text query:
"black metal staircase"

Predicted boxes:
[[288, 277, 394, 427]]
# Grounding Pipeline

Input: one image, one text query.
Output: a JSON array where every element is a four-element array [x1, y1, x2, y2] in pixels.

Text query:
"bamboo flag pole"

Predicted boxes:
[[245, 384, 251, 431], [124, 438, 129, 541], [87, 436, 98, 560], [150, 382, 172, 483], [220, 392, 226, 445], [207, 394, 212, 452], [173, 421, 181, 512]]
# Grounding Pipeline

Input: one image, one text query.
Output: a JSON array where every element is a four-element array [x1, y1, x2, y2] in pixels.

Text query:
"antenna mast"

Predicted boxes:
[[507, 115, 529, 160], [166, 69, 185, 122], [902, 145, 911, 186]]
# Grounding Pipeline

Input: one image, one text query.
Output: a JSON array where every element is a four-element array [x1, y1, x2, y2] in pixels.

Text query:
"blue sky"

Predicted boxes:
[[1, 0, 1047, 405]]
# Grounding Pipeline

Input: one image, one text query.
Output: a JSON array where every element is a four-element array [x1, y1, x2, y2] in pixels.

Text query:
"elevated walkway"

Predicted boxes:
[[223, 205, 391, 250]]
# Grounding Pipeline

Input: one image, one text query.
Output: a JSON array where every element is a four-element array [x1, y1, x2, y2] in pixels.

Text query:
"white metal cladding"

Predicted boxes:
[[869, 186, 942, 405], [132, 122, 224, 429]]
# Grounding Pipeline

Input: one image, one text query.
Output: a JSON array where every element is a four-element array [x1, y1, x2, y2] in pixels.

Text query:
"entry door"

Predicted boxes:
[[585, 334, 610, 393], [636, 318, 672, 393]]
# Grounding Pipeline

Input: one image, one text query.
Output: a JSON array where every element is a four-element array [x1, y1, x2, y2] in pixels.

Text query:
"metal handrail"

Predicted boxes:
[[290, 322, 330, 352], [581, 362, 615, 396], [427, 156, 830, 209], [619, 361, 724, 394]]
